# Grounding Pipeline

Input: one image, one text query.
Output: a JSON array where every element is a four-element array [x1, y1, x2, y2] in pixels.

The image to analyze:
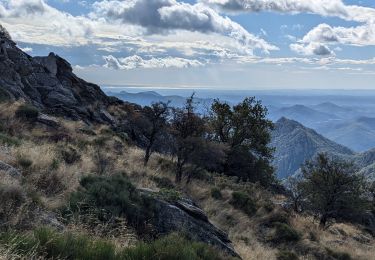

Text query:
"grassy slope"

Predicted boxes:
[[0, 102, 374, 260]]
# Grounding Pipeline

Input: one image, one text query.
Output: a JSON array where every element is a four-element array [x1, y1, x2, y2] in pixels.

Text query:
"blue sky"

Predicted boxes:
[[1, 0, 374, 89]]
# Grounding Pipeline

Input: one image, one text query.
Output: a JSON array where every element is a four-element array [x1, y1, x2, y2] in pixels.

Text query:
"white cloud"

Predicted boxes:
[[19, 46, 33, 53], [199, 0, 375, 23], [91, 0, 278, 54], [103, 55, 204, 70], [290, 42, 334, 56]]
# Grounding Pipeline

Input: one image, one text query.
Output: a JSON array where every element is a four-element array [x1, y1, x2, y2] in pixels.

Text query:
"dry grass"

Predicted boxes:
[[0, 108, 374, 260]]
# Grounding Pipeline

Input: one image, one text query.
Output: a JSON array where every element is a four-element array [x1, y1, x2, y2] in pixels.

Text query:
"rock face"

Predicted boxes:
[[0, 25, 118, 124], [139, 189, 239, 258]]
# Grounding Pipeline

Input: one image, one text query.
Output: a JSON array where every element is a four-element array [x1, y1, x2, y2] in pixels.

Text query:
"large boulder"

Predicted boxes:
[[139, 189, 240, 258], [0, 25, 120, 124]]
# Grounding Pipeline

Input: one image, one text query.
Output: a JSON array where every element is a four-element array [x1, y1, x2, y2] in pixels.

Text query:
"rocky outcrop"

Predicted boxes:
[[139, 189, 239, 258], [0, 25, 119, 124], [0, 160, 21, 178]]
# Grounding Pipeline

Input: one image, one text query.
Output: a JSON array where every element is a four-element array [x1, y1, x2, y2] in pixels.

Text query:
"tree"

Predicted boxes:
[[209, 97, 275, 186], [285, 175, 305, 213], [130, 102, 170, 165], [300, 153, 368, 227], [170, 95, 205, 183]]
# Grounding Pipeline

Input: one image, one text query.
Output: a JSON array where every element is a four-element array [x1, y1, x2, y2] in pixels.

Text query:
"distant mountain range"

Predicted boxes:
[[106, 90, 213, 114], [107, 90, 375, 153], [271, 117, 375, 180]]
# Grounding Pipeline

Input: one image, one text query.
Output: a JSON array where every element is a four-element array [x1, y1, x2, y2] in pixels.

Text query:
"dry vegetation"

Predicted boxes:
[[0, 101, 374, 260]]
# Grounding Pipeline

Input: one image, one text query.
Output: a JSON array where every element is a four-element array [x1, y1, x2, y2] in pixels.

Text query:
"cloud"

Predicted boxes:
[[19, 47, 33, 53], [299, 23, 375, 46], [290, 42, 334, 56], [290, 22, 375, 55], [103, 55, 204, 70], [199, 0, 375, 23], [92, 0, 278, 54]]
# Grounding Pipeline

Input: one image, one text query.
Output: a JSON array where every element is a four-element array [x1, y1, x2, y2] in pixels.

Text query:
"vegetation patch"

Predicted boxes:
[[0, 228, 230, 260], [151, 176, 174, 189], [0, 132, 21, 146], [326, 248, 352, 260], [15, 104, 39, 122], [67, 174, 154, 231], [276, 250, 299, 260], [210, 187, 223, 200], [230, 191, 257, 216], [271, 223, 301, 243]]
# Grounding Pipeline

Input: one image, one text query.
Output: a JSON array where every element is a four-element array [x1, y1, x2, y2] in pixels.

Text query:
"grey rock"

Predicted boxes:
[[37, 113, 60, 128], [0, 160, 21, 178], [140, 189, 239, 258], [0, 24, 120, 124]]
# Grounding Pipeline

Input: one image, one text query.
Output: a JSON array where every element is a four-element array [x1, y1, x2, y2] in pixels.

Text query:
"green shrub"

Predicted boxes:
[[157, 188, 182, 202], [326, 248, 352, 260], [272, 223, 301, 243], [67, 174, 154, 230], [37, 171, 65, 196], [276, 250, 299, 260], [211, 187, 222, 200], [0, 229, 231, 260], [17, 157, 33, 169], [60, 146, 81, 164], [0, 185, 25, 225], [121, 232, 231, 260], [230, 191, 257, 216], [0, 133, 21, 146], [262, 211, 290, 227], [15, 104, 39, 122], [151, 176, 174, 189], [0, 228, 116, 260]]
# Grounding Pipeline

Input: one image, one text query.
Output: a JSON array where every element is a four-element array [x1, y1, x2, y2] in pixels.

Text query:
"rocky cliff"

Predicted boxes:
[[0, 25, 118, 124]]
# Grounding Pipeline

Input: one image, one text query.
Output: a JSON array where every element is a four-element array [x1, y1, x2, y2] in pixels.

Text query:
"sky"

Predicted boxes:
[[0, 0, 375, 90]]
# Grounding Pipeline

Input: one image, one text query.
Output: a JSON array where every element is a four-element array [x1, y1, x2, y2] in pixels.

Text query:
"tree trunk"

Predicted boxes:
[[175, 159, 183, 183], [320, 214, 327, 228], [144, 146, 151, 166]]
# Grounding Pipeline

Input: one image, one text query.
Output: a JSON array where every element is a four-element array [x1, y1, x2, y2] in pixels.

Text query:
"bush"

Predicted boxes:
[[272, 223, 301, 243], [276, 250, 299, 260], [17, 157, 33, 169], [0, 185, 25, 225], [326, 248, 352, 260], [0, 133, 21, 146], [0, 228, 116, 260], [211, 187, 222, 200], [262, 211, 290, 227], [60, 146, 81, 164], [37, 171, 65, 196], [15, 104, 39, 122], [230, 191, 257, 216], [0, 229, 231, 260], [121, 232, 231, 260], [151, 176, 174, 189], [157, 188, 182, 202], [67, 174, 154, 230]]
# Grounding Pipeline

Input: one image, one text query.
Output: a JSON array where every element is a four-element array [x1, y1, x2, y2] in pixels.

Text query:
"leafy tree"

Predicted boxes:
[[285, 175, 305, 213], [169, 95, 226, 183], [300, 153, 368, 227], [170, 95, 206, 183], [209, 97, 275, 186], [129, 102, 170, 165]]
